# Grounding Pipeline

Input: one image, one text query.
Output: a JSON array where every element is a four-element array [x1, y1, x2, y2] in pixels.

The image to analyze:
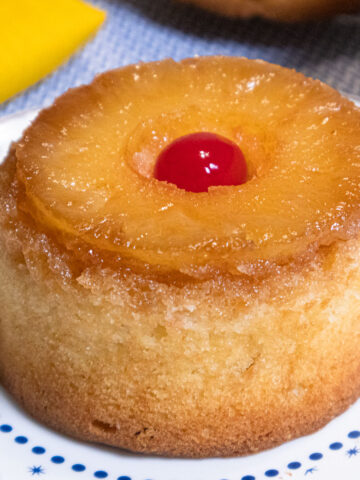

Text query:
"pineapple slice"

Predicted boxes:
[[16, 57, 360, 275]]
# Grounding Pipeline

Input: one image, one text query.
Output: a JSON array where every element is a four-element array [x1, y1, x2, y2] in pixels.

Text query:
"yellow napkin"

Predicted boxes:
[[0, 0, 106, 103]]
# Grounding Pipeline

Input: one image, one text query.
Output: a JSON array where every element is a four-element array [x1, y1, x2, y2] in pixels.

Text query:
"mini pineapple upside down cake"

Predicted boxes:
[[1, 57, 360, 458], [178, 0, 360, 21]]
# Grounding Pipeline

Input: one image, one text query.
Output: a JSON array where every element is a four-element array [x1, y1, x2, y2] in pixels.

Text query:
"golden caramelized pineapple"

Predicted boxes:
[[16, 57, 360, 276], [2, 57, 360, 458]]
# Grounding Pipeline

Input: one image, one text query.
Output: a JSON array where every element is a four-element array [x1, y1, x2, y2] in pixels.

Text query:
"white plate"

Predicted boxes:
[[1, 103, 360, 480]]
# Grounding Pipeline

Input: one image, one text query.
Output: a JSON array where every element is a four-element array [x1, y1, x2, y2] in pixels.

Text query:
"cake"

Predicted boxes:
[[1, 57, 360, 457], [178, 0, 360, 21]]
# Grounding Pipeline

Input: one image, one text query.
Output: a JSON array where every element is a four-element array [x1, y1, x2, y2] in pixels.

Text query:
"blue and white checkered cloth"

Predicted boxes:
[[1, 0, 360, 117]]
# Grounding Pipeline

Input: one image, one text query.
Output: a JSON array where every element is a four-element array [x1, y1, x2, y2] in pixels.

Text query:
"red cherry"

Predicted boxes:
[[153, 132, 247, 193]]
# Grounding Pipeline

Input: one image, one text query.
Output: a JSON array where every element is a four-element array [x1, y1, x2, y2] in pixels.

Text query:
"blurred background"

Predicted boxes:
[[1, 0, 359, 117]]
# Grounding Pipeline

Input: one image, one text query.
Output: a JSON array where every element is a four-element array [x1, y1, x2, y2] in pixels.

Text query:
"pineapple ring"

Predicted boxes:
[[16, 57, 360, 275]]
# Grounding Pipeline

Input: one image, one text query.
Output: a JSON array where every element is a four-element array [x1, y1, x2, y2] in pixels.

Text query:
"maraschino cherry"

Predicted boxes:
[[153, 132, 247, 193]]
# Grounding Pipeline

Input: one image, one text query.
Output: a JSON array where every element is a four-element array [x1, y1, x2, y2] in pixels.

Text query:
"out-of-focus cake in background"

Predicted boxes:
[[178, 0, 360, 21]]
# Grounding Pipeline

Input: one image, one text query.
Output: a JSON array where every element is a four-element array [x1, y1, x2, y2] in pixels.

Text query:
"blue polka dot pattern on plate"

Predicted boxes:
[[51, 455, 65, 464], [265, 469, 278, 477], [309, 452, 323, 461], [329, 442, 343, 450], [94, 471, 108, 478], [4, 415, 360, 480], [32, 446, 46, 454], [0, 424, 13, 432], [14, 435, 28, 444], [72, 464, 86, 472]]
